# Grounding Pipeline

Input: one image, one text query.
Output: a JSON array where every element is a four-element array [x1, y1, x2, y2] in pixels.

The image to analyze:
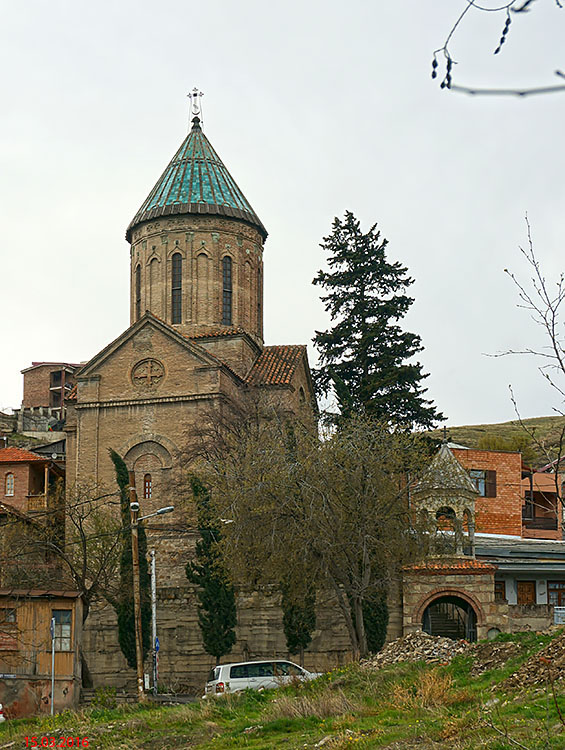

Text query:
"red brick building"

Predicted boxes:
[[0, 447, 63, 515], [19, 363, 80, 429], [452, 447, 562, 541]]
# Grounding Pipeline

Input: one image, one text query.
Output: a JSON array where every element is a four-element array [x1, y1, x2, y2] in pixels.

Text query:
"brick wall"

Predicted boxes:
[[129, 216, 265, 346], [452, 448, 523, 537], [22, 366, 76, 410], [22, 367, 54, 408], [1, 463, 31, 513]]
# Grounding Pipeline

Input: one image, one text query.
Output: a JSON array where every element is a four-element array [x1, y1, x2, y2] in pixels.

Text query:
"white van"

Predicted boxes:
[[203, 659, 320, 697]]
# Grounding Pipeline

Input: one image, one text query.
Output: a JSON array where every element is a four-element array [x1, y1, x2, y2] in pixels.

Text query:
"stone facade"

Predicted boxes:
[[63, 114, 354, 692], [130, 217, 264, 346], [402, 565, 509, 641]]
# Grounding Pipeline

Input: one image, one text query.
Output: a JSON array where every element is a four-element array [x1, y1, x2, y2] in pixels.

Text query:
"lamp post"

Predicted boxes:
[[128, 470, 174, 702]]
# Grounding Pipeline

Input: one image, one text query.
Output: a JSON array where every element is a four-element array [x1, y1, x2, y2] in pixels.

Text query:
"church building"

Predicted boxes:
[[64, 95, 350, 690]]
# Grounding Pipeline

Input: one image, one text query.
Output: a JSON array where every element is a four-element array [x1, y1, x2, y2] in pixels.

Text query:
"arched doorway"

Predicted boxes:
[[422, 595, 477, 642]]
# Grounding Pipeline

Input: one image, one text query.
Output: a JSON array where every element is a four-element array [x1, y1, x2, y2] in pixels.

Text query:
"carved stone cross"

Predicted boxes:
[[132, 359, 164, 388]]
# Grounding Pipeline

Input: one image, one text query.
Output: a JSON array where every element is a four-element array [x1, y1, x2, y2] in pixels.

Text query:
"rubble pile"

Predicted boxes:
[[363, 631, 470, 668], [470, 641, 522, 676], [503, 633, 565, 689]]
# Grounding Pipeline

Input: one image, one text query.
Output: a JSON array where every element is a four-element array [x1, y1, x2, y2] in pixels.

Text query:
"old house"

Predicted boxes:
[[15, 362, 80, 435], [0, 447, 64, 516], [0, 590, 82, 717]]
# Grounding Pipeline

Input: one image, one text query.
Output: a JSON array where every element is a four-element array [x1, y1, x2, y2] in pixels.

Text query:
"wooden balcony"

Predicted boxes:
[[522, 516, 558, 530], [27, 494, 48, 512]]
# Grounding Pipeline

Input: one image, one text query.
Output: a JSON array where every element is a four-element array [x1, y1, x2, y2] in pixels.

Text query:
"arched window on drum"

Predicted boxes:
[[171, 253, 182, 324], [135, 265, 141, 321], [222, 256, 232, 325]]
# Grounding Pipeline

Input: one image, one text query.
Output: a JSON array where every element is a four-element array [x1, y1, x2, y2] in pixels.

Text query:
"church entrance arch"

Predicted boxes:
[[422, 595, 477, 642]]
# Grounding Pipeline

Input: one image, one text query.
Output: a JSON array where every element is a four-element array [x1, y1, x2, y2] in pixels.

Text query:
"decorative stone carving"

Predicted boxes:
[[131, 358, 165, 389], [132, 328, 154, 352]]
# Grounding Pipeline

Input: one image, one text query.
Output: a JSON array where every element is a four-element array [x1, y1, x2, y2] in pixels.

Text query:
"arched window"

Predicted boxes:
[[5, 473, 14, 497], [135, 265, 141, 321], [143, 474, 152, 500], [222, 256, 232, 325], [171, 253, 182, 324], [149, 257, 159, 314]]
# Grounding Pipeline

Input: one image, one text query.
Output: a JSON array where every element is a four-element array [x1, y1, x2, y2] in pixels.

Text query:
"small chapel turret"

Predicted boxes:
[[412, 443, 479, 558], [126, 90, 267, 345]]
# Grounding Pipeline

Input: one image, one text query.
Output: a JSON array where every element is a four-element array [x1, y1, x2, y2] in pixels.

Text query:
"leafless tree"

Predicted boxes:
[[433, 0, 565, 97], [501, 217, 565, 504]]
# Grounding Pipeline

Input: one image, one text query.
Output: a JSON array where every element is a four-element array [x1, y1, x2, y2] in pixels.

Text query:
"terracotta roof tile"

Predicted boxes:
[[185, 327, 246, 340], [246, 345, 305, 386], [66, 385, 78, 402], [0, 447, 47, 463]]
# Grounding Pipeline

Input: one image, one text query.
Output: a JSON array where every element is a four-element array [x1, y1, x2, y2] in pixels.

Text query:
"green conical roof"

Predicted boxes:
[[126, 117, 267, 241]]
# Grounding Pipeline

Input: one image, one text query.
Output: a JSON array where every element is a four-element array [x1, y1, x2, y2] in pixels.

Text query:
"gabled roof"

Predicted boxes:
[[126, 117, 267, 241], [0, 447, 47, 463], [75, 312, 244, 386], [414, 443, 478, 496], [246, 345, 306, 386]]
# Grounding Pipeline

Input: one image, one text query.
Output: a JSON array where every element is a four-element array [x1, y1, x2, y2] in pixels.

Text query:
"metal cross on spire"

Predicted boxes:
[[187, 87, 204, 129]]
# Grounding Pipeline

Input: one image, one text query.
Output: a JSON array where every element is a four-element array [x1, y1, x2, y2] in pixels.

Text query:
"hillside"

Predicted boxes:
[[1, 629, 564, 749], [429, 414, 565, 467]]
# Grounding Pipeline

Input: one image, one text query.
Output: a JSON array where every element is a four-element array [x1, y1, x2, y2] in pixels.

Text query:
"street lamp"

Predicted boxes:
[[128, 471, 174, 702]]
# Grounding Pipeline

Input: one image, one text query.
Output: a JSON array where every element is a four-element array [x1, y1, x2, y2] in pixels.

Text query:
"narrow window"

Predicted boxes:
[[52, 609, 72, 651], [171, 253, 182, 324], [135, 265, 141, 321], [494, 581, 506, 602], [144, 473, 152, 499], [222, 256, 232, 325], [5, 473, 14, 497]]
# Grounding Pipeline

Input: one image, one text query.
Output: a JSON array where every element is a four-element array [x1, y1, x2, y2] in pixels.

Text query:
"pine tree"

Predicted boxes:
[[313, 211, 443, 429], [109, 449, 151, 670], [186, 476, 236, 664], [280, 575, 316, 666]]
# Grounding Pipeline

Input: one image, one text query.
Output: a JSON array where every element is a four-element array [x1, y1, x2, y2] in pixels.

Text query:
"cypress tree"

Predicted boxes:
[[281, 576, 316, 666], [362, 592, 389, 654], [186, 476, 236, 664], [313, 211, 443, 428], [109, 449, 151, 670]]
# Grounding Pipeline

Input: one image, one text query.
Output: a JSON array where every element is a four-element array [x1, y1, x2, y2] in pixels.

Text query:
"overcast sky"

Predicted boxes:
[[1, 1, 564, 427]]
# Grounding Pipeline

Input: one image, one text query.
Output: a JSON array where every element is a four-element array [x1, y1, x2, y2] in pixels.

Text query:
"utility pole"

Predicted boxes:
[[129, 470, 145, 702], [151, 549, 158, 695], [50, 616, 56, 716]]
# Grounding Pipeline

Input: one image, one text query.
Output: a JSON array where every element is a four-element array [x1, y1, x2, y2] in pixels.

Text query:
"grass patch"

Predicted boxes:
[[1, 631, 565, 748]]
